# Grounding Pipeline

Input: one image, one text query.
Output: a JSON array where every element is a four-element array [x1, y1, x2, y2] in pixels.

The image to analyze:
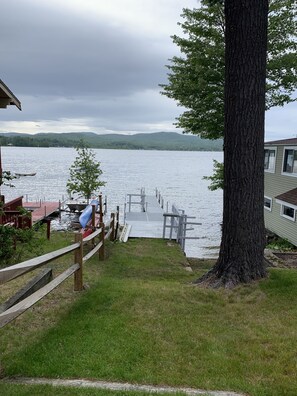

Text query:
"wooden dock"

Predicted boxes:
[[23, 202, 60, 223]]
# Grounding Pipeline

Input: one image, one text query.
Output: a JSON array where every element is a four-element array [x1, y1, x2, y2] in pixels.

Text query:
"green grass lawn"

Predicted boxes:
[[1, 235, 297, 395]]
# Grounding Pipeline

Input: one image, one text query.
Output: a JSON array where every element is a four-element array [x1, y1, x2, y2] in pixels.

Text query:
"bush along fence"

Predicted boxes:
[[0, 206, 119, 329]]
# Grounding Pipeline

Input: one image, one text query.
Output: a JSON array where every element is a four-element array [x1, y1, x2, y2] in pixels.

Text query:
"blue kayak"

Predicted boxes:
[[79, 199, 99, 228]]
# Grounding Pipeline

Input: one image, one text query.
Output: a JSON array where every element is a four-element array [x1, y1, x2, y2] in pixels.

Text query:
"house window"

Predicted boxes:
[[264, 148, 276, 172], [282, 147, 297, 175], [264, 196, 272, 211], [281, 204, 295, 221]]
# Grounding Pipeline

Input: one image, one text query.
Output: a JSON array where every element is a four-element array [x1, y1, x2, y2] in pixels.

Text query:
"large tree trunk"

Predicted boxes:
[[197, 0, 269, 288]]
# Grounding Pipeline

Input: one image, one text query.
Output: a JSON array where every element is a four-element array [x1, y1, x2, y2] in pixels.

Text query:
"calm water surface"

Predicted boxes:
[[2, 147, 223, 258]]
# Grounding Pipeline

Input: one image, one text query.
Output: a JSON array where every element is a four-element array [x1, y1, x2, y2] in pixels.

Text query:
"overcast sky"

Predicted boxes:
[[0, 0, 295, 141]]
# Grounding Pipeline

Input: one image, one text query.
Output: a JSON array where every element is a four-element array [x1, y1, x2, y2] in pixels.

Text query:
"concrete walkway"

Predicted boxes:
[[3, 377, 246, 396]]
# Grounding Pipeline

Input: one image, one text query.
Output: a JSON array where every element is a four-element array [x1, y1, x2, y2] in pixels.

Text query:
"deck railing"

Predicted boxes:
[[0, 211, 32, 228], [0, 208, 119, 329]]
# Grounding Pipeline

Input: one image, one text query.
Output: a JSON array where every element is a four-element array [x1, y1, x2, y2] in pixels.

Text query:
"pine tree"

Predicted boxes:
[[196, 0, 269, 288], [161, 0, 297, 139]]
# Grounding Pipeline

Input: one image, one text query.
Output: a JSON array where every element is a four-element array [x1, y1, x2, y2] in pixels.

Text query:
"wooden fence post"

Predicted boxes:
[[91, 204, 96, 228], [74, 233, 83, 291], [99, 222, 105, 260], [115, 205, 119, 239], [99, 194, 103, 223], [91, 204, 96, 248], [110, 213, 115, 241], [46, 218, 51, 240]]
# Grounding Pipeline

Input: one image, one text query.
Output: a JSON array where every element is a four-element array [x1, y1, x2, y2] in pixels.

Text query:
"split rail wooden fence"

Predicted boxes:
[[0, 208, 119, 329]]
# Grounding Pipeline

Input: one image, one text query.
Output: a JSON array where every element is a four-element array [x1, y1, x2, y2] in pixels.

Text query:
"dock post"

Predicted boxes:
[[182, 214, 187, 252], [169, 216, 174, 240], [177, 214, 184, 248], [99, 222, 105, 260], [163, 215, 166, 239], [74, 233, 83, 291]]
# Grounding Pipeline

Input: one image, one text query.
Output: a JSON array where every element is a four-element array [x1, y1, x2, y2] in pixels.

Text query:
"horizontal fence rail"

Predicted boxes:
[[0, 264, 80, 329], [0, 207, 119, 329], [0, 243, 80, 285]]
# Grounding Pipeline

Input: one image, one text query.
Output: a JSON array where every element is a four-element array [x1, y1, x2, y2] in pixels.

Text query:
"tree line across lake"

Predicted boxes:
[[0, 132, 222, 151]]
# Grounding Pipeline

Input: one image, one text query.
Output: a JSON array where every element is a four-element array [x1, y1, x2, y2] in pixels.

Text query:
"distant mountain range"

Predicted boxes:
[[0, 131, 223, 151]]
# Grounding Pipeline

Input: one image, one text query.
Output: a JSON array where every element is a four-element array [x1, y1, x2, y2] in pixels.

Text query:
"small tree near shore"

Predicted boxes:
[[67, 141, 105, 202]]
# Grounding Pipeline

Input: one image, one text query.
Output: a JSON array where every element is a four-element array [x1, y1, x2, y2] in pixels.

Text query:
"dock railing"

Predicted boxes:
[[125, 187, 146, 214], [163, 203, 202, 253], [0, 207, 119, 329]]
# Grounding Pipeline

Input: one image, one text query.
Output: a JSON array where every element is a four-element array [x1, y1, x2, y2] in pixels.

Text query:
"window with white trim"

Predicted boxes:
[[264, 148, 276, 172], [264, 196, 272, 211], [282, 147, 297, 175], [281, 204, 296, 221]]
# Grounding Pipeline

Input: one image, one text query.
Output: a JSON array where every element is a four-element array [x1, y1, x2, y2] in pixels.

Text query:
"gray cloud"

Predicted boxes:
[[0, 0, 295, 139], [1, 0, 171, 98]]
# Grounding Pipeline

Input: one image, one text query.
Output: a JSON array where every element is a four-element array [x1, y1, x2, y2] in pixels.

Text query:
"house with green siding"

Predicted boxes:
[[264, 138, 297, 246]]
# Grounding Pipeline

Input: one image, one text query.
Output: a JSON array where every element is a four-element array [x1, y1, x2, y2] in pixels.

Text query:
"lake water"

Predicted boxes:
[[1, 146, 223, 258]]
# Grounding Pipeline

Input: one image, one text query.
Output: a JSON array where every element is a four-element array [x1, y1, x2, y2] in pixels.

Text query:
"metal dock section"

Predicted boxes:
[[124, 189, 167, 238], [123, 188, 201, 254]]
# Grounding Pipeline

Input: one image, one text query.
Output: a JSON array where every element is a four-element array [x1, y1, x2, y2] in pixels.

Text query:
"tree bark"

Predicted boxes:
[[197, 0, 269, 287]]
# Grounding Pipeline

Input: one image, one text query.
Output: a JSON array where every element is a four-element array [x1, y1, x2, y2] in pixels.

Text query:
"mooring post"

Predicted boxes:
[[99, 222, 105, 260], [74, 233, 83, 291]]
